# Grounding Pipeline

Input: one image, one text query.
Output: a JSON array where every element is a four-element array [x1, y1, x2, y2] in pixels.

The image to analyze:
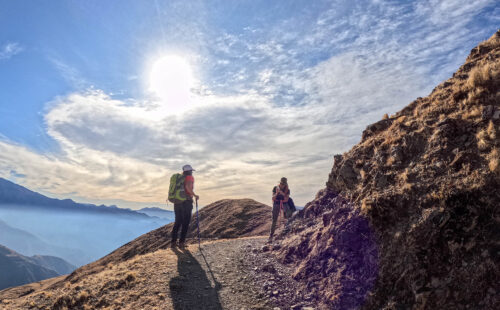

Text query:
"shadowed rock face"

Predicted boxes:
[[278, 190, 378, 309], [276, 30, 500, 309]]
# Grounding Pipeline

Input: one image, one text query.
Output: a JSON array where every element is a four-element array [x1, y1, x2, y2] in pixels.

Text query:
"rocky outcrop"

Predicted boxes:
[[276, 30, 500, 309], [278, 190, 378, 309]]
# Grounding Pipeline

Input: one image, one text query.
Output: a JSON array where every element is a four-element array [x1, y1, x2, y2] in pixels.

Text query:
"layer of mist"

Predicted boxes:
[[0, 205, 173, 267]]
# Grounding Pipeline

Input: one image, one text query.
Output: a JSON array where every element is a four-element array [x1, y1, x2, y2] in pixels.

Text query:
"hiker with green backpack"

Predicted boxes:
[[168, 164, 199, 249]]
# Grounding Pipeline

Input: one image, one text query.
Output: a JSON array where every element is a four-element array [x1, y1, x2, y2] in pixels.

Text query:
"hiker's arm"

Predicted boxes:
[[272, 188, 278, 201], [185, 179, 199, 200]]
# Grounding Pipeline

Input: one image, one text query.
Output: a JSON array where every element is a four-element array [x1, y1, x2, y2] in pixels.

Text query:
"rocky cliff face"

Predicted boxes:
[[275, 30, 500, 309]]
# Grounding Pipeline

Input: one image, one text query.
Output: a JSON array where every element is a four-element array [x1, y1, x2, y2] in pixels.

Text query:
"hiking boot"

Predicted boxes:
[[178, 241, 186, 249]]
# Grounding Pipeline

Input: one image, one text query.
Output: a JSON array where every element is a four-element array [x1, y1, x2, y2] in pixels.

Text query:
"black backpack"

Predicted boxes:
[[288, 197, 296, 212]]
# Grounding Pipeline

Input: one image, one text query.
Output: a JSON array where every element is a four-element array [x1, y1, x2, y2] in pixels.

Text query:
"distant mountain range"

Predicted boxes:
[[137, 207, 174, 220], [0, 244, 75, 290], [0, 178, 174, 267], [0, 219, 88, 265], [0, 177, 148, 218]]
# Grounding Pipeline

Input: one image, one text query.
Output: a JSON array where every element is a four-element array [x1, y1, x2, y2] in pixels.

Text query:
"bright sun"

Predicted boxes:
[[149, 55, 194, 113]]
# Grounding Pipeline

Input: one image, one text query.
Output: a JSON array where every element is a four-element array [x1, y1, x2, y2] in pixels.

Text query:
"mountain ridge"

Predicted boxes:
[[137, 206, 175, 220], [0, 178, 149, 218], [0, 244, 75, 290], [0, 179, 172, 266], [0, 219, 86, 264]]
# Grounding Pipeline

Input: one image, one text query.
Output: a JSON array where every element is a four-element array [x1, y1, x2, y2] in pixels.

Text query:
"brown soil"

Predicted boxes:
[[0, 237, 308, 310], [273, 30, 500, 309]]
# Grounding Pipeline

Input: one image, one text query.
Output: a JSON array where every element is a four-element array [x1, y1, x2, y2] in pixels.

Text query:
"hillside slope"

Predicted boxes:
[[0, 179, 173, 266], [0, 219, 86, 265], [66, 198, 271, 283], [30, 255, 76, 276], [0, 219, 55, 256], [0, 245, 67, 290], [0, 199, 273, 309], [274, 30, 500, 309], [0, 237, 308, 310]]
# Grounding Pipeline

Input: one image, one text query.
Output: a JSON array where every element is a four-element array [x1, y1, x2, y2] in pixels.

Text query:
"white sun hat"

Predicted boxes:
[[182, 164, 195, 172]]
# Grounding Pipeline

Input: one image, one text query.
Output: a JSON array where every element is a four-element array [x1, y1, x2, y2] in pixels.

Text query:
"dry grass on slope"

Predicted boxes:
[[58, 199, 270, 288], [1, 249, 175, 310], [0, 199, 272, 310], [1, 238, 291, 310]]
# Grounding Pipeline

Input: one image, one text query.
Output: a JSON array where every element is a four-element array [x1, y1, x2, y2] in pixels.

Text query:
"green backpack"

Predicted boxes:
[[168, 173, 187, 204]]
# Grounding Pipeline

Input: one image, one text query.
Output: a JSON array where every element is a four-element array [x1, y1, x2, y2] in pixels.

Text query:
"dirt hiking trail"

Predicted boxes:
[[0, 236, 313, 310]]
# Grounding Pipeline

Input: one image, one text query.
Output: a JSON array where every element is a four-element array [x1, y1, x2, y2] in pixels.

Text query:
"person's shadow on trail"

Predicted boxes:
[[169, 247, 222, 310]]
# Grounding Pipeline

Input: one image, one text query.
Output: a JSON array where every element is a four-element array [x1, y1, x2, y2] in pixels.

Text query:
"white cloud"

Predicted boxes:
[[0, 42, 23, 60], [1, 85, 334, 207], [1, 0, 497, 208], [0, 139, 168, 203], [0, 49, 424, 207]]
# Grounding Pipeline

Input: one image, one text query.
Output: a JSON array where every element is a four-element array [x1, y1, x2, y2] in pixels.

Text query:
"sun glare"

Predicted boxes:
[[149, 55, 194, 114]]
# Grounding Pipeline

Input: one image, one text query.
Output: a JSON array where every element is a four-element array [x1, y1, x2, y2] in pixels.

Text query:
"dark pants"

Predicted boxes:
[[270, 200, 292, 238], [172, 199, 193, 243]]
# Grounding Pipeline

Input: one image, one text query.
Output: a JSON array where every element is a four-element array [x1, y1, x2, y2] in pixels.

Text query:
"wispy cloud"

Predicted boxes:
[[0, 42, 23, 60], [0, 0, 498, 208], [205, 0, 497, 99], [49, 57, 89, 89]]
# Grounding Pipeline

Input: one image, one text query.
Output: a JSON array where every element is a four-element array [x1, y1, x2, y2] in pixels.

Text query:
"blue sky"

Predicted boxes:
[[0, 0, 499, 209]]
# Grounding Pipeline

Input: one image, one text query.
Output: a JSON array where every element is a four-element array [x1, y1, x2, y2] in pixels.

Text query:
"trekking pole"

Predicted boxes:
[[196, 199, 201, 248], [280, 200, 285, 226]]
